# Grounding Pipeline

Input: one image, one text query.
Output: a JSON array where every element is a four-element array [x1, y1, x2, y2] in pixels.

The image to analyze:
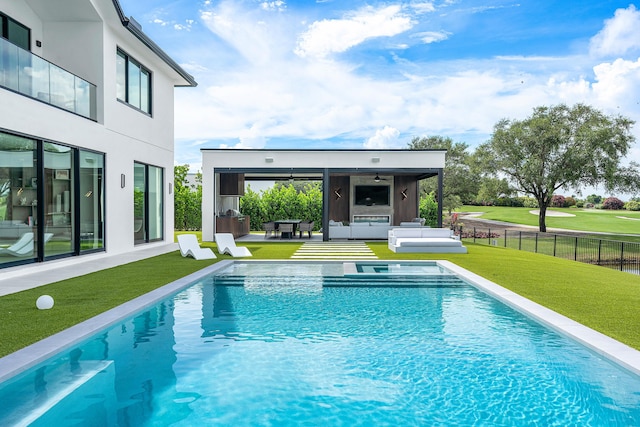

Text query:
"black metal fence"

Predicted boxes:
[[461, 227, 640, 275]]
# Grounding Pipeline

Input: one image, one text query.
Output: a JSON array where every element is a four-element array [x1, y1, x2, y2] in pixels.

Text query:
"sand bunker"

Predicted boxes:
[[616, 216, 640, 221], [529, 210, 576, 217]]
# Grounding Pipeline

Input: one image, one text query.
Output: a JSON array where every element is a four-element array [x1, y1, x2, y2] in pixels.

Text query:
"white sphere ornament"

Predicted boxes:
[[36, 295, 54, 310]]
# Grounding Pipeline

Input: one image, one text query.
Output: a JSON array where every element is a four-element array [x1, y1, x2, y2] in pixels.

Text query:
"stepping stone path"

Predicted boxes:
[[291, 241, 377, 259]]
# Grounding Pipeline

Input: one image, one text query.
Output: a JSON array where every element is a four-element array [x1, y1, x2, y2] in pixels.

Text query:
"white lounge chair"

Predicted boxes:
[[214, 233, 252, 257], [177, 234, 217, 260], [0, 232, 35, 256], [0, 232, 54, 257]]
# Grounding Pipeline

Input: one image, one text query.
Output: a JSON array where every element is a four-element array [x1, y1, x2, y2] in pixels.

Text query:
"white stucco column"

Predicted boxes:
[[201, 160, 215, 242]]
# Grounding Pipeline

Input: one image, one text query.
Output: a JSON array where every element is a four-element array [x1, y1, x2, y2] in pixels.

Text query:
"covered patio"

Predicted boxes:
[[200, 149, 446, 242]]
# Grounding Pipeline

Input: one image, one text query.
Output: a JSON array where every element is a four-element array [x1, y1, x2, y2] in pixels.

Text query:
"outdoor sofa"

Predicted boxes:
[[388, 227, 467, 253], [329, 220, 390, 240]]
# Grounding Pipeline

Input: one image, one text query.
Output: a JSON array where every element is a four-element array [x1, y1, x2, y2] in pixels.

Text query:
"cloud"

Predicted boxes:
[[592, 57, 640, 111], [410, 2, 436, 14], [173, 0, 640, 168], [200, 1, 294, 65], [294, 5, 413, 58], [150, 13, 193, 31], [261, 1, 286, 12], [364, 126, 401, 148], [590, 5, 640, 58], [237, 122, 269, 148], [413, 30, 450, 44]]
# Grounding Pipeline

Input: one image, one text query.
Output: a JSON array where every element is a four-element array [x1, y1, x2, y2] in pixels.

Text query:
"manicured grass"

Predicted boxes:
[[1, 241, 639, 359], [458, 205, 640, 236]]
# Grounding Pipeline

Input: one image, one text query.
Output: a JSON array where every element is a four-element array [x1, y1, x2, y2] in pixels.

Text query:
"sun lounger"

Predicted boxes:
[[214, 233, 252, 257], [0, 232, 54, 257], [0, 232, 35, 256], [177, 234, 217, 260]]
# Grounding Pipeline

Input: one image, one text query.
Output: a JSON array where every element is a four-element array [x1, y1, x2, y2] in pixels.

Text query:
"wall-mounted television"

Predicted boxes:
[[354, 185, 390, 206]]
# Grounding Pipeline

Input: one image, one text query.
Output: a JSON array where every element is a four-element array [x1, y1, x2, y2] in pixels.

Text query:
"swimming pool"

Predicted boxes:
[[0, 260, 639, 425]]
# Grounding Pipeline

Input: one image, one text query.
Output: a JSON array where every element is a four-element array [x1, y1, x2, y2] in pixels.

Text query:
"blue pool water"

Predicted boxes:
[[1, 262, 639, 426]]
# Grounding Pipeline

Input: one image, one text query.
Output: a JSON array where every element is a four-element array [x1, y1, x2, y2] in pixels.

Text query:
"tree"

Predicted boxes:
[[586, 194, 602, 205], [602, 197, 624, 210], [419, 192, 439, 227], [240, 182, 323, 231], [477, 103, 639, 231], [474, 177, 514, 205], [174, 165, 202, 230], [408, 136, 480, 212]]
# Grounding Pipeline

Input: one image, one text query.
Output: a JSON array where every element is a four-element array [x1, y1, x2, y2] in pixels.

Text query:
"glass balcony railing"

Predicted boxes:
[[0, 37, 97, 121]]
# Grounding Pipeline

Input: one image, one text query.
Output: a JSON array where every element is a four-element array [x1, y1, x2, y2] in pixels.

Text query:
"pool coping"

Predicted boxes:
[[1, 259, 639, 384]]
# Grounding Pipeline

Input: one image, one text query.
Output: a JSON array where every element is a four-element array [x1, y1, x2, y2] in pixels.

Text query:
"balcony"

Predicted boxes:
[[0, 37, 97, 121]]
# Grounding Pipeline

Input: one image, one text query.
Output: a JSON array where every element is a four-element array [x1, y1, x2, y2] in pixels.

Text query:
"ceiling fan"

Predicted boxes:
[[373, 173, 388, 183]]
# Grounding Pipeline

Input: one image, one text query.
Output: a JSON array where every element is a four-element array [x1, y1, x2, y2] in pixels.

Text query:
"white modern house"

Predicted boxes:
[[201, 149, 446, 242], [0, 0, 196, 270]]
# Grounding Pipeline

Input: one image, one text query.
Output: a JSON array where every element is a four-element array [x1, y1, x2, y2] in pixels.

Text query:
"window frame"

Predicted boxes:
[[0, 129, 106, 269], [0, 12, 30, 51], [116, 48, 152, 115], [134, 161, 164, 245]]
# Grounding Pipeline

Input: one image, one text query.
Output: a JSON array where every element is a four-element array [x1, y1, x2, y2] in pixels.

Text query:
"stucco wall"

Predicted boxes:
[[0, 0, 186, 256]]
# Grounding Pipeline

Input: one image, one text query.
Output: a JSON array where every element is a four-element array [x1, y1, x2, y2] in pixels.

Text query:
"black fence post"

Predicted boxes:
[[574, 236, 578, 261], [488, 228, 491, 245], [620, 243, 625, 272], [535, 233, 538, 253], [598, 239, 602, 266], [504, 229, 507, 247], [473, 227, 476, 243], [553, 235, 557, 257], [519, 231, 522, 250]]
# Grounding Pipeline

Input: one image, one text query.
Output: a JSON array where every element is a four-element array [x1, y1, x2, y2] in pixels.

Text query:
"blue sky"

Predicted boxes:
[[118, 0, 640, 190]]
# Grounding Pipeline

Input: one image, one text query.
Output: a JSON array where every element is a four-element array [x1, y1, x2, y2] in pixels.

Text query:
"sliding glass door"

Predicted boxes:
[[0, 133, 37, 268], [79, 150, 104, 251], [0, 130, 105, 268], [134, 162, 163, 244], [43, 143, 74, 258]]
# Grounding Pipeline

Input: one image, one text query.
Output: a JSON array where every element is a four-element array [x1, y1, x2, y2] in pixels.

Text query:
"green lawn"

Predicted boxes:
[[458, 205, 640, 237], [1, 240, 639, 358]]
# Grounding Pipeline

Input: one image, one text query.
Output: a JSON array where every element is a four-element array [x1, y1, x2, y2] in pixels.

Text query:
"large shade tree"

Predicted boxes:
[[408, 136, 479, 214], [477, 103, 639, 231]]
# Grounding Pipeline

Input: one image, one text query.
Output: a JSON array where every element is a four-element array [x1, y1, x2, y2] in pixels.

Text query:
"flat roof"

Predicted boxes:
[[202, 148, 446, 170]]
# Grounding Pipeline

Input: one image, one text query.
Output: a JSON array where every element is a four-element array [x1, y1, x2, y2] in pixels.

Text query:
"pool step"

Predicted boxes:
[[213, 275, 467, 287], [291, 242, 377, 260]]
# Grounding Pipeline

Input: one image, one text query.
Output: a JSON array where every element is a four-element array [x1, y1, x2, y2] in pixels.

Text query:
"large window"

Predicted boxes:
[[134, 162, 163, 244], [0, 12, 30, 51], [0, 133, 38, 268], [0, 131, 105, 268], [44, 143, 74, 258], [116, 49, 152, 114], [79, 150, 104, 251]]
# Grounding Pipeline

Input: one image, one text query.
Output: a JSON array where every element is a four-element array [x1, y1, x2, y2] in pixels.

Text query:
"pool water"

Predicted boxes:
[[1, 262, 639, 426]]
